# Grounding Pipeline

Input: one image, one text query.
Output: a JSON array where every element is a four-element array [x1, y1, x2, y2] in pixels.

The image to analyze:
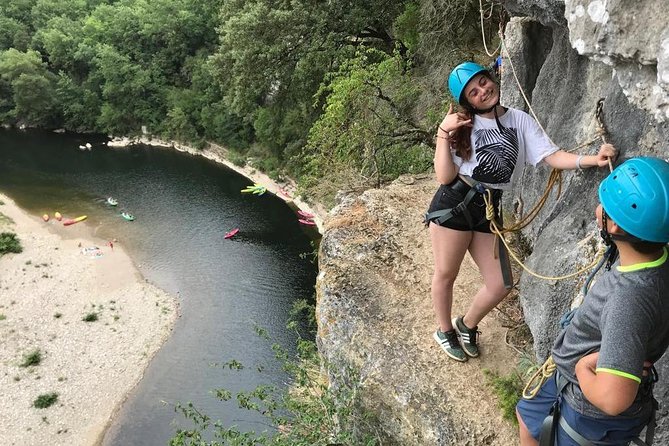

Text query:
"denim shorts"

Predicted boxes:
[[516, 374, 648, 445], [426, 177, 501, 233]]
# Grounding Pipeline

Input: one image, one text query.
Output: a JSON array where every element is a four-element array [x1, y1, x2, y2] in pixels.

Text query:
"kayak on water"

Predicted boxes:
[[298, 218, 316, 226], [241, 183, 266, 194], [54, 211, 62, 221], [297, 210, 315, 219], [106, 197, 118, 206], [42, 214, 49, 222], [224, 228, 240, 239], [121, 212, 135, 221], [63, 215, 87, 226]]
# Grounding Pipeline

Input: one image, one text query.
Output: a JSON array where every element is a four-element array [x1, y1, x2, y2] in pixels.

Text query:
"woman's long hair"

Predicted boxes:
[[451, 108, 474, 161], [450, 71, 502, 161]]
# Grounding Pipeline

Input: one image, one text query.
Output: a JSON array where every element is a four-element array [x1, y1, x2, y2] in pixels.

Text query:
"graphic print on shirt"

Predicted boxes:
[[471, 126, 519, 184]]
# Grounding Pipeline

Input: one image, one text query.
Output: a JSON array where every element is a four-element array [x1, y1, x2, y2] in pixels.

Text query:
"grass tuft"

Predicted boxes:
[[20, 349, 42, 368], [483, 368, 523, 424], [82, 312, 98, 322], [33, 392, 58, 409]]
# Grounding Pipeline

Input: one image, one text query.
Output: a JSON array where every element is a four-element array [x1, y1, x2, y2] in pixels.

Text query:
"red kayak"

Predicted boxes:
[[297, 210, 315, 219], [224, 228, 240, 239], [298, 219, 316, 226]]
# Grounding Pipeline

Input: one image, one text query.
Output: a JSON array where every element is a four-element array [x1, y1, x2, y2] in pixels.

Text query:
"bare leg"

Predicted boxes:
[[429, 223, 472, 332], [463, 231, 510, 328], [517, 408, 539, 446]]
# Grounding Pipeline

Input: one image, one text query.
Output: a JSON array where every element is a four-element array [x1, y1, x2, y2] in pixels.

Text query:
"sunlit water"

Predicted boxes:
[[0, 129, 319, 445]]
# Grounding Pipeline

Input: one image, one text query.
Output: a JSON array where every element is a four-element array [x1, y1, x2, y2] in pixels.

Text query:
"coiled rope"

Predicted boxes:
[[483, 189, 604, 280], [470, 5, 617, 280], [522, 356, 556, 399]]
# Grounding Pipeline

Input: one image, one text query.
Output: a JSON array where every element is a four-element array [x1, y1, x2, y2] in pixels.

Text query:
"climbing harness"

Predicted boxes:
[[425, 175, 515, 289], [424, 175, 495, 228], [530, 360, 658, 446]]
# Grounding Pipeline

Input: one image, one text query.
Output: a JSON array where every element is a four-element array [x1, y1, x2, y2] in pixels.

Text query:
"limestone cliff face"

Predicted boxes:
[[316, 177, 519, 445], [316, 1, 669, 443], [500, 4, 669, 443]]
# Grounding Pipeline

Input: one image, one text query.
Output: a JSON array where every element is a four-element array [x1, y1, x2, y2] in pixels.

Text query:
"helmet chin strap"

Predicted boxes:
[[599, 210, 619, 270], [599, 209, 614, 246], [600, 208, 646, 270]]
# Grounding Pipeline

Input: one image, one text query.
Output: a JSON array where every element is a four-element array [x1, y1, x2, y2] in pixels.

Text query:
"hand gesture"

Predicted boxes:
[[595, 143, 618, 167], [439, 104, 472, 134]]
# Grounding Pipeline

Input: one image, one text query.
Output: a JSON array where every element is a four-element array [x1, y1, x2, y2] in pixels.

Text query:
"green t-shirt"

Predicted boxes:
[[552, 247, 669, 418]]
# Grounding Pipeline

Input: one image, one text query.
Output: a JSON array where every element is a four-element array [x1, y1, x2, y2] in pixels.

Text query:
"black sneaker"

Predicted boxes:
[[453, 316, 480, 358], [433, 328, 468, 362]]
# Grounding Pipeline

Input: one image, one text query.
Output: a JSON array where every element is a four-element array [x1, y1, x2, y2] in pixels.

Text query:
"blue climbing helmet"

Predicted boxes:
[[598, 157, 669, 243], [448, 61, 489, 103]]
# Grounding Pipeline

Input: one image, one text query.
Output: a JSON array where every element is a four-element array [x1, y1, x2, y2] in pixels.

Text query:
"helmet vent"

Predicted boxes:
[[632, 203, 637, 209]]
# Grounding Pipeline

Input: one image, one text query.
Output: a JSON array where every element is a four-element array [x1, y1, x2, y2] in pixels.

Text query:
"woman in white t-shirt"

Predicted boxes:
[[427, 61, 617, 362]]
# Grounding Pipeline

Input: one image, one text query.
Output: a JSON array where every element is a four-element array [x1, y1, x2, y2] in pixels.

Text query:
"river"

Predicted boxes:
[[0, 129, 319, 445]]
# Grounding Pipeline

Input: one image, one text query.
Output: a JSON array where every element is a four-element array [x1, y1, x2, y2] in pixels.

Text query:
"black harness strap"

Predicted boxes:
[[539, 372, 569, 446], [540, 371, 657, 446], [425, 187, 479, 227]]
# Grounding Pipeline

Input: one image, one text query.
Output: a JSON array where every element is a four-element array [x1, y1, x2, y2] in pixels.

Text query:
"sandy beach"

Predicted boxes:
[[0, 193, 178, 446]]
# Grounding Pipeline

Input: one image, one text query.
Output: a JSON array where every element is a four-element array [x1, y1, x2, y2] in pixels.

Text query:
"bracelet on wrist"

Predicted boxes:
[[576, 155, 584, 170]]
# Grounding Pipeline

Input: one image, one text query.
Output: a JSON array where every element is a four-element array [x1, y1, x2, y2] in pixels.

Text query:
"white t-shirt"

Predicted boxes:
[[452, 108, 558, 190]]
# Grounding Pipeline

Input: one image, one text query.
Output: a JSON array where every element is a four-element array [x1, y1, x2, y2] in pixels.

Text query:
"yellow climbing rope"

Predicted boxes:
[[484, 190, 604, 281], [523, 356, 556, 399], [469, 7, 616, 281]]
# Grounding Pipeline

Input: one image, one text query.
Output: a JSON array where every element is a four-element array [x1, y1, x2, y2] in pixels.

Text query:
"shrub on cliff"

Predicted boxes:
[[169, 299, 378, 445]]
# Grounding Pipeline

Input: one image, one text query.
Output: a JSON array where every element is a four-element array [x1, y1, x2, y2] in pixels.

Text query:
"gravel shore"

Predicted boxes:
[[0, 193, 178, 446]]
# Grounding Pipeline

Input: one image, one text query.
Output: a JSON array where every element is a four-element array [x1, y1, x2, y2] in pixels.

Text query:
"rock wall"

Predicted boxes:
[[502, 0, 669, 442], [316, 0, 669, 443], [316, 177, 519, 445]]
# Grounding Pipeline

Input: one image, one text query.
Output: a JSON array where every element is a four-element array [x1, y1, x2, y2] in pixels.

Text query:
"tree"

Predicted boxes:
[[30, 0, 88, 30], [12, 72, 59, 126], [213, 0, 408, 117], [0, 15, 31, 51], [302, 48, 432, 204], [0, 48, 59, 125], [55, 73, 100, 131], [93, 44, 163, 134]]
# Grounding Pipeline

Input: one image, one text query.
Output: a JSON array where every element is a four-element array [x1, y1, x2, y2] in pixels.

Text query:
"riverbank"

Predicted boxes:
[[107, 136, 327, 233], [0, 194, 178, 446]]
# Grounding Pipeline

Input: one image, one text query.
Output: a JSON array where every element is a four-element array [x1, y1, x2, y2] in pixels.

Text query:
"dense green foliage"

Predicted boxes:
[[0, 0, 501, 202], [483, 368, 523, 424], [0, 231, 23, 255]]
